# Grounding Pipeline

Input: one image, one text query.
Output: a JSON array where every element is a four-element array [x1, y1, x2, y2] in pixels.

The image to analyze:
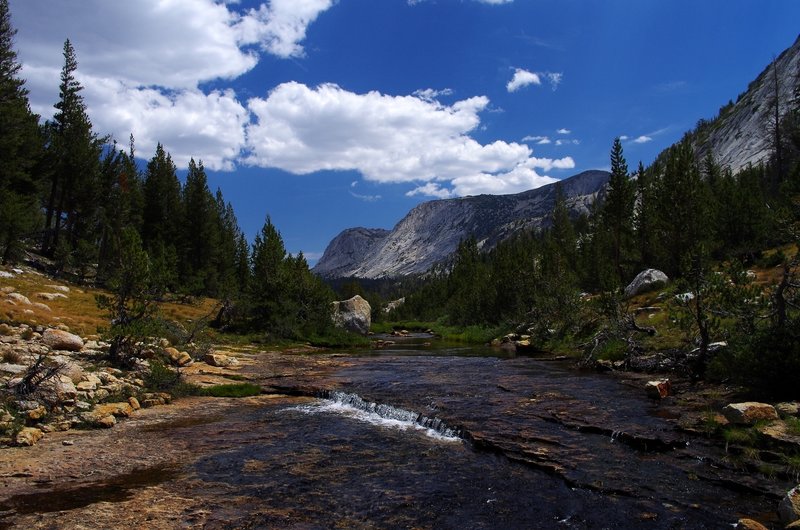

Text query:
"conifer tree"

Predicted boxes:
[[601, 138, 636, 285], [249, 216, 288, 333], [42, 39, 103, 264], [0, 0, 42, 263], [142, 144, 182, 291], [181, 159, 221, 294]]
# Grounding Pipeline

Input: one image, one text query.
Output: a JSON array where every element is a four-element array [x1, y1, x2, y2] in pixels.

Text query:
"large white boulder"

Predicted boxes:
[[624, 269, 669, 298], [332, 295, 371, 335]]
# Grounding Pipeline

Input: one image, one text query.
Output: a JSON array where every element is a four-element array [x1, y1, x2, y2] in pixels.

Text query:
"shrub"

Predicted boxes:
[[201, 383, 261, 398]]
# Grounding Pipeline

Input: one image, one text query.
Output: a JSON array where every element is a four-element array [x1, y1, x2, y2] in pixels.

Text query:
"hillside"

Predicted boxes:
[[692, 34, 800, 172], [313, 170, 609, 279]]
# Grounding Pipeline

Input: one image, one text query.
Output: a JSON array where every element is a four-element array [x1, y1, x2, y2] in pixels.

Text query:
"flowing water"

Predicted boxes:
[[188, 335, 786, 528]]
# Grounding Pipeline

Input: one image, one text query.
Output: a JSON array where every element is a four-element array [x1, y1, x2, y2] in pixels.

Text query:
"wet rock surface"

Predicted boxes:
[[0, 343, 792, 529]]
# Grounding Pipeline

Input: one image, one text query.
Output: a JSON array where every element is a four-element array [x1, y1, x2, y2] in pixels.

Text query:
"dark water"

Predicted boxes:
[[191, 337, 784, 528], [1, 337, 787, 529]]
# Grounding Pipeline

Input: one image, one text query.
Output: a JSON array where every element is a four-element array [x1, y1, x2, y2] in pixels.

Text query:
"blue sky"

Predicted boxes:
[[8, 0, 800, 263]]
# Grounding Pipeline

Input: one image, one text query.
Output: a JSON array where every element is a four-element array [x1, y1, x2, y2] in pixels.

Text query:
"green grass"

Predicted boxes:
[[200, 383, 262, 398]]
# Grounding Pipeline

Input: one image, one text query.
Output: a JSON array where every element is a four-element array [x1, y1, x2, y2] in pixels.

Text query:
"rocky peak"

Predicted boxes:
[[313, 170, 610, 279]]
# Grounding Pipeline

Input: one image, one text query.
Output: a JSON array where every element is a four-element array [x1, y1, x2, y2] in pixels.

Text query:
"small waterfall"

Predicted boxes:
[[294, 390, 463, 443]]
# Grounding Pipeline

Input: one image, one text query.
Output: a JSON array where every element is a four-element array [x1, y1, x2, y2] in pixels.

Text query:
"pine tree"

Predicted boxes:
[[0, 0, 42, 263], [249, 216, 288, 333], [142, 144, 182, 291], [181, 159, 221, 294], [601, 138, 636, 286], [42, 39, 103, 265]]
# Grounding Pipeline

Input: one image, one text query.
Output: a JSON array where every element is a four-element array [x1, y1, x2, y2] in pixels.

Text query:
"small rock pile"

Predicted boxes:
[[0, 322, 226, 448]]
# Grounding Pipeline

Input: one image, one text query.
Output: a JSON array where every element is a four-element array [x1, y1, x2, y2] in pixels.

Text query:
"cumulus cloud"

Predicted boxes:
[[556, 128, 571, 135], [506, 68, 541, 92], [10, 0, 335, 170], [555, 139, 580, 146], [633, 135, 653, 144], [237, 0, 335, 58], [507, 68, 563, 93], [246, 82, 571, 197]]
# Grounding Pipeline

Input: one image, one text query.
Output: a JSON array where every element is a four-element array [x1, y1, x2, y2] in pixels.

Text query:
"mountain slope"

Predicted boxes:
[[314, 170, 609, 279], [693, 34, 800, 172]]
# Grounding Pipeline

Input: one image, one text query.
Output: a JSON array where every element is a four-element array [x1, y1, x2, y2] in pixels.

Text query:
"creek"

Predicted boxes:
[[0, 334, 789, 529], [192, 334, 786, 528]]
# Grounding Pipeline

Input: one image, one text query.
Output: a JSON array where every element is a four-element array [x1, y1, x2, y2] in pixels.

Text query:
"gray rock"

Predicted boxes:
[[332, 295, 372, 335], [42, 329, 84, 351], [722, 402, 779, 425], [314, 170, 610, 279], [780, 485, 800, 525], [624, 269, 669, 298]]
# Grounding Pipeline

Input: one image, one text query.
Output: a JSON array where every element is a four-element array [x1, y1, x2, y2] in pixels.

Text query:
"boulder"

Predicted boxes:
[[80, 412, 116, 428], [203, 353, 239, 367], [42, 328, 84, 351], [128, 397, 141, 411], [780, 485, 800, 525], [164, 347, 192, 367], [722, 402, 779, 425], [0, 323, 12, 335], [6, 292, 31, 305], [331, 295, 371, 335], [94, 402, 134, 418], [14, 427, 43, 447], [624, 269, 669, 298], [36, 292, 68, 301], [645, 379, 672, 399], [777, 402, 800, 417]]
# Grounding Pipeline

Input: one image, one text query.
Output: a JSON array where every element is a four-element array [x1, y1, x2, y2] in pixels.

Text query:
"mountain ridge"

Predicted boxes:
[[313, 170, 609, 279]]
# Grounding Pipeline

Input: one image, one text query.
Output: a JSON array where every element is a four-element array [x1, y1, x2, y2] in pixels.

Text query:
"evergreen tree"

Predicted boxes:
[[42, 39, 103, 265], [0, 0, 42, 263], [601, 138, 636, 285], [142, 143, 182, 291], [248, 216, 288, 333], [634, 161, 657, 269], [181, 159, 220, 294]]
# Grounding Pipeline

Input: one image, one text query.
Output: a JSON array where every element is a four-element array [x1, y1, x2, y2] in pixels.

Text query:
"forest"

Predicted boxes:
[[1, 0, 799, 396], [0, 2, 336, 350]]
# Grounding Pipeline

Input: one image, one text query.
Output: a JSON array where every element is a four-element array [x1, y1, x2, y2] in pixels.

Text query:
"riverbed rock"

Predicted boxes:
[[722, 402, 779, 425], [624, 269, 669, 298], [735, 518, 769, 530], [94, 402, 134, 418], [780, 485, 800, 525], [645, 379, 672, 399], [42, 328, 84, 351], [81, 411, 116, 428], [14, 427, 43, 447], [331, 295, 371, 335], [164, 347, 192, 367], [203, 352, 239, 367]]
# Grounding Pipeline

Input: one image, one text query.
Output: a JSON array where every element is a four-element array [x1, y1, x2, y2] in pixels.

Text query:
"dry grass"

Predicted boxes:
[[0, 269, 220, 337]]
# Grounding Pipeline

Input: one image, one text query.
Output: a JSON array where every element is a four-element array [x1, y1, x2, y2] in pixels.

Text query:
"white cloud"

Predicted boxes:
[[412, 88, 454, 101], [246, 82, 571, 197], [237, 0, 335, 59], [633, 135, 653, 144], [507, 68, 541, 92], [9, 0, 335, 170], [507, 68, 563, 93], [544, 72, 563, 90], [555, 139, 580, 146], [556, 128, 571, 135], [522, 135, 551, 145], [619, 135, 630, 141]]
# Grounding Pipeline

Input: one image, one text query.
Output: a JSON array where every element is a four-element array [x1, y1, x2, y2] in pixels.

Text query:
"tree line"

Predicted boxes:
[[0, 1, 334, 341]]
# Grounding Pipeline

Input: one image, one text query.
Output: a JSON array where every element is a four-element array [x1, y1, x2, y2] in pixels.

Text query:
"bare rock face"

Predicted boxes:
[[624, 269, 669, 299], [332, 295, 371, 335], [722, 402, 779, 425], [314, 170, 610, 279], [42, 328, 84, 352]]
